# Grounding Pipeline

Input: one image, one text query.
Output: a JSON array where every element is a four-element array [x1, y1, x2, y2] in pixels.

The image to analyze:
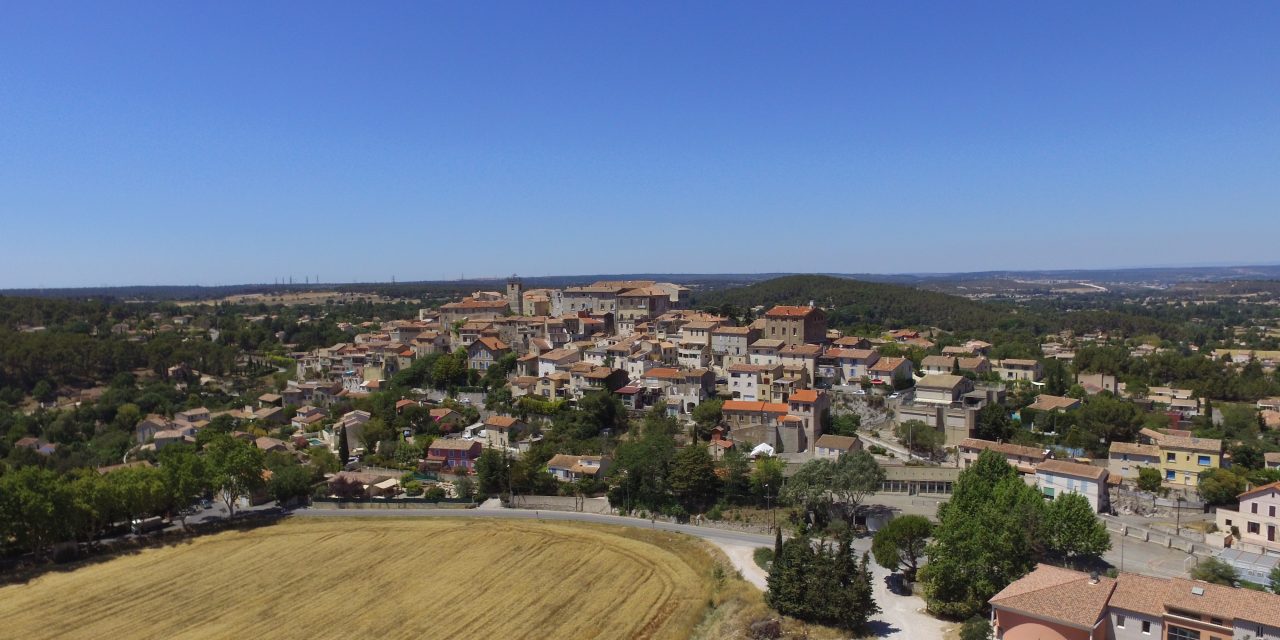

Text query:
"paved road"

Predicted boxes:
[[295, 506, 949, 639]]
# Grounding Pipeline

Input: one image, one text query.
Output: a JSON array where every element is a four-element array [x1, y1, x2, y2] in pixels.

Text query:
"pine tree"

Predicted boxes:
[[774, 526, 783, 560]]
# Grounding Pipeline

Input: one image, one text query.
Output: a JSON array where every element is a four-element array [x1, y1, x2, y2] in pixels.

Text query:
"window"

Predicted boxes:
[[1116, 614, 1126, 628], [1198, 455, 1211, 466], [1168, 626, 1200, 640], [1167, 452, 1176, 463], [1167, 469, 1176, 481], [1141, 620, 1150, 634], [1249, 521, 1261, 534], [1254, 503, 1260, 514]]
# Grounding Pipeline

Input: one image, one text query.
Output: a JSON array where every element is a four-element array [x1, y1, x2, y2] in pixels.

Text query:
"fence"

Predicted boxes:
[[507, 495, 613, 515], [312, 497, 472, 510]]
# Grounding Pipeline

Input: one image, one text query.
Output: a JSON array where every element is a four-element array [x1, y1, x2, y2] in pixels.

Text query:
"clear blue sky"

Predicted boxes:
[[2, 2, 1278, 287]]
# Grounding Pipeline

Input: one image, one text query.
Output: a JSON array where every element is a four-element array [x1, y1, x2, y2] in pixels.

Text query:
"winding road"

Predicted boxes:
[[295, 505, 949, 638]]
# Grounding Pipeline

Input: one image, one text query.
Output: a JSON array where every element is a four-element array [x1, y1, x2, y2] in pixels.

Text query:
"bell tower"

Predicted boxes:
[[506, 275, 524, 315]]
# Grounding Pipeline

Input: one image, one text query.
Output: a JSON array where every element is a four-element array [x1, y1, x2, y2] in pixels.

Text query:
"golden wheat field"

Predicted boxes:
[[0, 517, 728, 640]]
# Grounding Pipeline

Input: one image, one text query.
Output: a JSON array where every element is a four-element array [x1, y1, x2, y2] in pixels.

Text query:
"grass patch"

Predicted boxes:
[[753, 547, 774, 571]]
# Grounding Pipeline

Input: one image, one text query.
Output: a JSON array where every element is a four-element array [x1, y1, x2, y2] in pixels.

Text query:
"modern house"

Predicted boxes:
[[1216, 481, 1280, 555], [425, 439, 482, 471], [957, 438, 1046, 474], [545, 454, 610, 482]]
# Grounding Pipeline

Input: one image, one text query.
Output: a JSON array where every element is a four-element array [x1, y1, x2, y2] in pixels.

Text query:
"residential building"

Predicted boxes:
[[711, 325, 759, 368], [482, 416, 527, 450], [545, 454, 610, 482], [1152, 433, 1222, 488], [992, 563, 1280, 640], [762, 305, 827, 346], [466, 336, 510, 371], [868, 356, 913, 386], [921, 355, 956, 375], [957, 438, 1046, 474], [1106, 442, 1161, 482], [996, 358, 1043, 382], [1216, 481, 1280, 555], [425, 438, 482, 471], [436, 297, 510, 324], [813, 434, 860, 460], [748, 338, 785, 366], [913, 374, 975, 405], [1025, 394, 1082, 412], [1036, 459, 1109, 512], [826, 348, 880, 383]]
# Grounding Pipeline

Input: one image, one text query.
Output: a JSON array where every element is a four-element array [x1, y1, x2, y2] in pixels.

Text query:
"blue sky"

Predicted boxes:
[[1, 2, 1278, 287]]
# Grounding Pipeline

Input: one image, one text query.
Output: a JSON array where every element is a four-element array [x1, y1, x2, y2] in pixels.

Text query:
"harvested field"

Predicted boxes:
[[0, 518, 725, 639]]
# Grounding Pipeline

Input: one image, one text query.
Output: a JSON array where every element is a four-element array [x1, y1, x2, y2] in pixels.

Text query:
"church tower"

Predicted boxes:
[[506, 276, 524, 315]]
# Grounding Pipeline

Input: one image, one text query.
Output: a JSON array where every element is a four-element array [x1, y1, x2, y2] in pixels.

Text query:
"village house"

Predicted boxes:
[[913, 374, 975, 406], [995, 358, 1043, 382], [711, 325, 759, 369], [1217, 481, 1280, 555], [482, 415, 527, 450], [868, 356, 913, 387], [813, 434, 861, 461], [761, 305, 828, 346], [545, 454, 611, 482], [826, 348, 880, 384], [727, 363, 780, 402], [467, 336, 510, 372], [991, 563, 1280, 640], [425, 438, 482, 471], [957, 438, 1047, 474], [1025, 394, 1082, 413], [1036, 459, 1109, 512], [1106, 441, 1162, 481], [921, 355, 956, 375], [748, 338, 785, 366]]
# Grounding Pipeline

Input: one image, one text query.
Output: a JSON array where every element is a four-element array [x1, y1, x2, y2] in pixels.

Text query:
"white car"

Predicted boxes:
[[853, 388, 866, 395]]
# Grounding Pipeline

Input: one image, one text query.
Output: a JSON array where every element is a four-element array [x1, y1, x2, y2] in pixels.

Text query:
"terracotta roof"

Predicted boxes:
[[1158, 434, 1222, 454], [990, 564, 1115, 629], [1037, 459, 1107, 481], [643, 367, 684, 380], [790, 389, 820, 403], [765, 305, 819, 318], [712, 326, 753, 335], [958, 438, 1046, 461], [1239, 481, 1280, 501], [780, 344, 822, 357], [749, 339, 786, 349], [722, 400, 789, 414], [869, 356, 908, 373], [484, 415, 522, 429], [473, 336, 509, 352], [1108, 442, 1161, 457], [921, 355, 955, 368], [827, 348, 877, 360], [1026, 394, 1081, 412], [814, 435, 858, 451], [916, 374, 967, 390], [429, 439, 481, 452]]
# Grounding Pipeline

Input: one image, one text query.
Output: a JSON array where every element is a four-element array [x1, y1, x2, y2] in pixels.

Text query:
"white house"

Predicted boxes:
[[1036, 460, 1109, 513]]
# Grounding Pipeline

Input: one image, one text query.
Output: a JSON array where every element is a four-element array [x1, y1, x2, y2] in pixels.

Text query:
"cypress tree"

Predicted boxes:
[[337, 425, 349, 465]]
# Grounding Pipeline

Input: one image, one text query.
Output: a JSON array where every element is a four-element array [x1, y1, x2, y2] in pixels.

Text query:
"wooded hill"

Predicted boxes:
[[694, 274, 1019, 333]]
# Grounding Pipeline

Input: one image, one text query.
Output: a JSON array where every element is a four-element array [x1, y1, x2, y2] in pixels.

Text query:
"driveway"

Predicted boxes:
[[295, 507, 949, 638]]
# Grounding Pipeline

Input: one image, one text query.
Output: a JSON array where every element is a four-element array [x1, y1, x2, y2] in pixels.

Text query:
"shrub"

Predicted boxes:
[[403, 480, 423, 496], [753, 547, 774, 570], [707, 503, 725, 521]]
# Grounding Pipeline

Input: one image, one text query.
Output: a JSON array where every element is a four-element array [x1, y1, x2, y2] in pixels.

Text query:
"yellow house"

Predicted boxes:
[[1156, 434, 1221, 487]]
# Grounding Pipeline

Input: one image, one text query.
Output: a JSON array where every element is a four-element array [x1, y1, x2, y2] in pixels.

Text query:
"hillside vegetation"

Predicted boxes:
[[0, 517, 750, 640], [695, 274, 1014, 333]]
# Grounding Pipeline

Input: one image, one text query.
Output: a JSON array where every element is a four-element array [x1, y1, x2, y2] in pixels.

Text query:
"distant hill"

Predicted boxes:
[[693, 274, 1013, 332]]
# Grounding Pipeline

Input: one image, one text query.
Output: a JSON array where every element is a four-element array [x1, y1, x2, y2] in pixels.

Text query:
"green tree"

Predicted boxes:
[[268, 463, 313, 504], [1043, 493, 1111, 565], [475, 447, 510, 496], [895, 419, 945, 459], [205, 435, 266, 516], [1198, 467, 1247, 505], [782, 451, 885, 529], [871, 515, 933, 579], [158, 446, 210, 529], [607, 410, 678, 513], [336, 426, 350, 465], [1189, 557, 1239, 587], [750, 455, 784, 508], [974, 403, 1014, 442], [1137, 466, 1163, 492], [668, 445, 719, 513], [1269, 564, 1280, 593], [829, 413, 861, 436], [720, 447, 751, 505], [919, 450, 1046, 618], [690, 398, 723, 441], [960, 616, 993, 640]]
